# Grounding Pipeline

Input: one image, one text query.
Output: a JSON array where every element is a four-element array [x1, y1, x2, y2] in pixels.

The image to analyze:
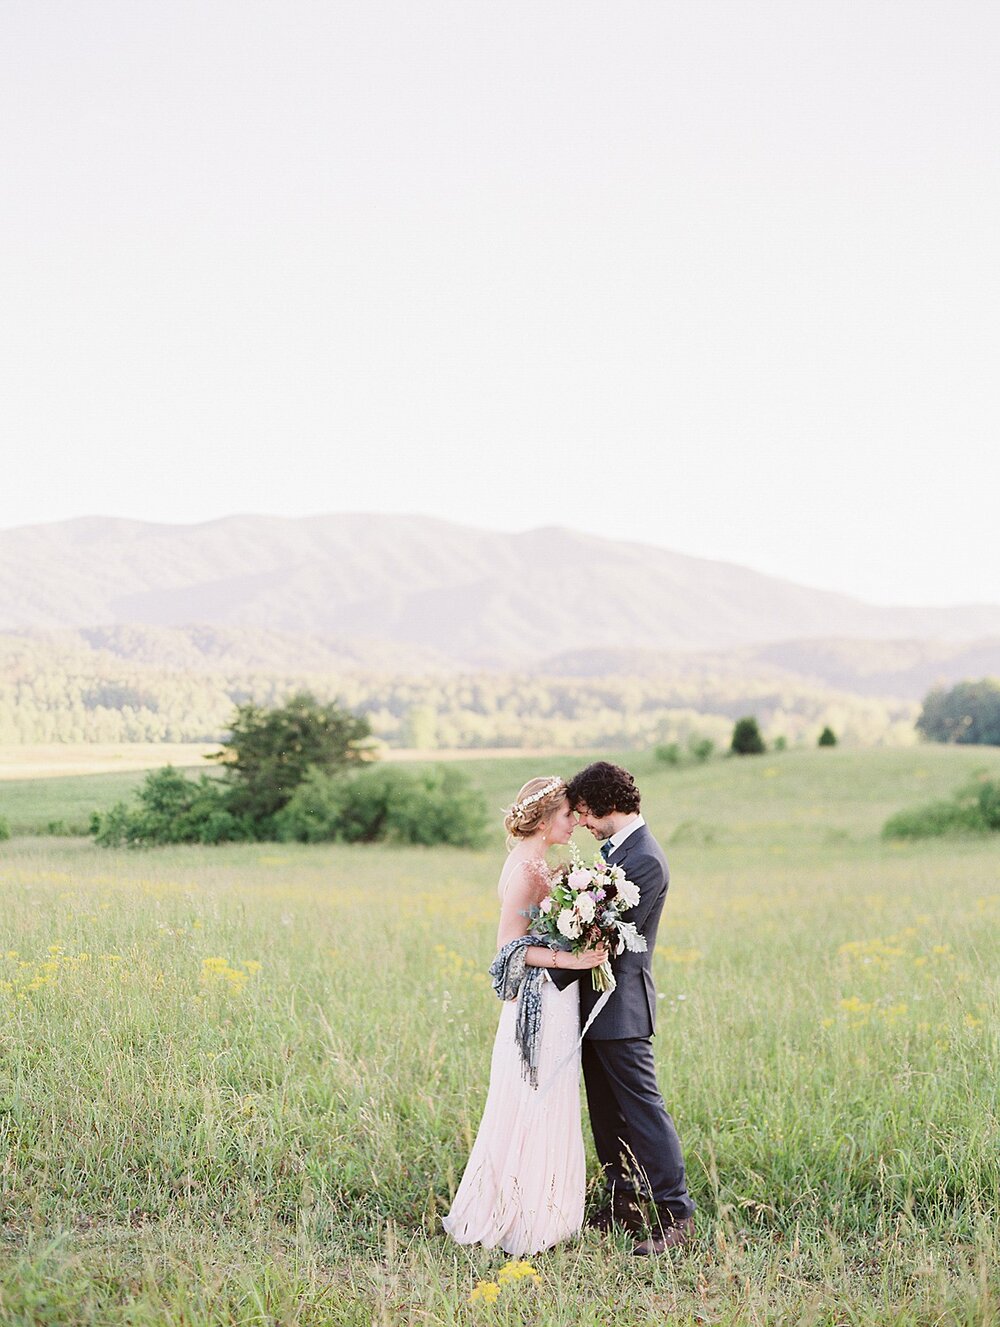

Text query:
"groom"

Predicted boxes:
[[552, 761, 696, 1253]]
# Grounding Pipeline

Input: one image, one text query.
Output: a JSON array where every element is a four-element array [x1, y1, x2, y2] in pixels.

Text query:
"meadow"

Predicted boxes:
[[0, 746, 998, 1325]]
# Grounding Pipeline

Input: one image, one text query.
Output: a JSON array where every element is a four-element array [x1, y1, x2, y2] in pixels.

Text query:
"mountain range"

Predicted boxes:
[[3, 514, 1000, 676]]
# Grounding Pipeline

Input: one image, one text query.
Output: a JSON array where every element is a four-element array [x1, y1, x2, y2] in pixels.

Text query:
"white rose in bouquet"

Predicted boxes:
[[616, 877, 640, 909], [557, 907, 582, 940], [574, 891, 597, 924]]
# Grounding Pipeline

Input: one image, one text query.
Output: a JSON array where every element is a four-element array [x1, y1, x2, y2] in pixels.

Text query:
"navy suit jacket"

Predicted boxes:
[[554, 823, 669, 1040]]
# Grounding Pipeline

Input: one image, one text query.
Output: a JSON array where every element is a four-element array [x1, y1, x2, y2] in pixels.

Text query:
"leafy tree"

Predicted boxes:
[[210, 691, 374, 826], [916, 680, 1000, 746], [818, 726, 837, 747], [730, 716, 766, 756]]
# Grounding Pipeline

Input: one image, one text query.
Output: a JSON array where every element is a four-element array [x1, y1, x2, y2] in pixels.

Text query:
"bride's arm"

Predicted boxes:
[[497, 869, 606, 972]]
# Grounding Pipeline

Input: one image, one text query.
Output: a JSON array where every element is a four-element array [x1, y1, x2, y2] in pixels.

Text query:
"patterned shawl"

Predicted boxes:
[[488, 933, 563, 1089]]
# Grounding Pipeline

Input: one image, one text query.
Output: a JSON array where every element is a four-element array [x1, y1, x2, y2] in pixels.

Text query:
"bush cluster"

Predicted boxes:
[[91, 693, 487, 849], [91, 768, 255, 847], [882, 775, 1000, 839], [654, 735, 715, 767], [274, 765, 487, 847]]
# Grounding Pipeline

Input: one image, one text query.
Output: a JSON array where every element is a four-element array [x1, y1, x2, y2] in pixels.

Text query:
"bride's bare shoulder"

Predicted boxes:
[[497, 855, 551, 901]]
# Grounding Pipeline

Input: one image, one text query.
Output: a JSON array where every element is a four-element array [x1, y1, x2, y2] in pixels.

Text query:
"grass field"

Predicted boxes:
[[1, 746, 998, 1324]]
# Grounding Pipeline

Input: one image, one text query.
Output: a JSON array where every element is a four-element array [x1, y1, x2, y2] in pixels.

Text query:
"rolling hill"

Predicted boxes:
[[3, 513, 1000, 668]]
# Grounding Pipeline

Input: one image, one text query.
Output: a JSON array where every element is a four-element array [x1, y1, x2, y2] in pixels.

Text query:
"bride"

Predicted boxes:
[[442, 777, 607, 1257]]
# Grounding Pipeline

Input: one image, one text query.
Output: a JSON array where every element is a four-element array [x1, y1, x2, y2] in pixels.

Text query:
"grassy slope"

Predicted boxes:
[[0, 746, 997, 1324]]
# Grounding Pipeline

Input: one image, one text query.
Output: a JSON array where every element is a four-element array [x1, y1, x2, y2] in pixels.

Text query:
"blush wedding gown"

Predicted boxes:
[[442, 875, 585, 1257]]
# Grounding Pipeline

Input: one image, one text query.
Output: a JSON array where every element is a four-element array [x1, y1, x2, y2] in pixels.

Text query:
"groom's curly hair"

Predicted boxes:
[[565, 762, 641, 817]]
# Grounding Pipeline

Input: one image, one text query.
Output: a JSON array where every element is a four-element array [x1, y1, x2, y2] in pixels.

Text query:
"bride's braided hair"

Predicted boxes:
[[503, 776, 567, 843]]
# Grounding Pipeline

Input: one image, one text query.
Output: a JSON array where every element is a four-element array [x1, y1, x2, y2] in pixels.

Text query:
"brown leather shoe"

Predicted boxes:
[[632, 1214, 695, 1255], [587, 1191, 645, 1234]]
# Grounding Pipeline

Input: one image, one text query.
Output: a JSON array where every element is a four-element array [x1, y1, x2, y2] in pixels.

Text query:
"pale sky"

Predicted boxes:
[[2, 1, 997, 605]]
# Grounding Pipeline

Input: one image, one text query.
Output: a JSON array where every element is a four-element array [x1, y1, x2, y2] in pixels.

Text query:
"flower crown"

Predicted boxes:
[[507, 777, 564, 824]]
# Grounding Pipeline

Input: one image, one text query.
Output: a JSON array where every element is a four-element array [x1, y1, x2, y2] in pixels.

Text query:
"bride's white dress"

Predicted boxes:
[[443, 898, 585, 1256]]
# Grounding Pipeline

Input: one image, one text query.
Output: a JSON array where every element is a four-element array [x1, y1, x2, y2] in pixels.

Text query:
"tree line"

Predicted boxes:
[[0, 646, 919, 749]]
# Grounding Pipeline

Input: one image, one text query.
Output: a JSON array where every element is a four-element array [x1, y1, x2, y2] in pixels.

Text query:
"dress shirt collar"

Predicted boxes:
[[606, 814, 645, 854]]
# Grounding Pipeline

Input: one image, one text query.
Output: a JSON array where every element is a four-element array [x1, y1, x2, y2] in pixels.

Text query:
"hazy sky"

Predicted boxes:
[[2, 1, 997, 605]]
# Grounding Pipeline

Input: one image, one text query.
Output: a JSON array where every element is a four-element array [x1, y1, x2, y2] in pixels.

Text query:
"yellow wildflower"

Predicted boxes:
[[469, 1280, 501, 1304], [497, 1260, 540, 1285]]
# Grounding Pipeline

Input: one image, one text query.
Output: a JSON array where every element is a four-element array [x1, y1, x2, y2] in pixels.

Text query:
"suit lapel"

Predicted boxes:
[[609, 823, 646, 867]]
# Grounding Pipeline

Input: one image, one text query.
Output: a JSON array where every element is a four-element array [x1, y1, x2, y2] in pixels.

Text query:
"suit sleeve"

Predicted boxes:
[[548, 965, 581, 991]]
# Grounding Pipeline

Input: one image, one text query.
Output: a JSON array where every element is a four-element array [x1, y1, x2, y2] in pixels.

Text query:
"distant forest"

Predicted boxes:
[[1, 633, 918, 749]]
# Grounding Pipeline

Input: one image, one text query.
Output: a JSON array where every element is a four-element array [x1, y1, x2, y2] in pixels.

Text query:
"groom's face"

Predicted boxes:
[[574, 802, 615, 841]]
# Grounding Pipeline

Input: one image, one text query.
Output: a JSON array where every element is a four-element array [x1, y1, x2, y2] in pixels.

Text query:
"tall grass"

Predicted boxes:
[[0, 747, 997, 1323]]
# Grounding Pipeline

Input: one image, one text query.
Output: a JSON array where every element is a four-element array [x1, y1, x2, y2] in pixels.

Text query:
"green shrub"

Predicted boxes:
[[688, 736, 714, 763], [977, 777, 1000, 829], [273, 767, 355, 843], [882, 775, 1000, 839], [730, 716, 766, 756], [0, 816, 10, 842], [275, 764, 488, 848], [383, 765, 488, 848], [91, 767, 254, 847], [654, 743, 682, 766], [818, 726, 837, 747]]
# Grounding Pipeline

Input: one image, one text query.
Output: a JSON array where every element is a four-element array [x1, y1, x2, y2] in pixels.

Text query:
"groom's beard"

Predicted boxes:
[[587, 820, 615, 841]]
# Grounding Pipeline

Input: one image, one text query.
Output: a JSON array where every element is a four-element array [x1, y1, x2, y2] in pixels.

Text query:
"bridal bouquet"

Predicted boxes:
[[529, 847, 647, 991]]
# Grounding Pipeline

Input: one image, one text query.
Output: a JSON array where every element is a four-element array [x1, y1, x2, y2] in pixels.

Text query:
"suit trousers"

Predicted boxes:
[[581, 1036, 695, 1220]]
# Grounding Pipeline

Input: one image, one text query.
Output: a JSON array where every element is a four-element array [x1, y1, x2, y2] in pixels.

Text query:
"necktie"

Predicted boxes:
[[601, 840, 613, 861]]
